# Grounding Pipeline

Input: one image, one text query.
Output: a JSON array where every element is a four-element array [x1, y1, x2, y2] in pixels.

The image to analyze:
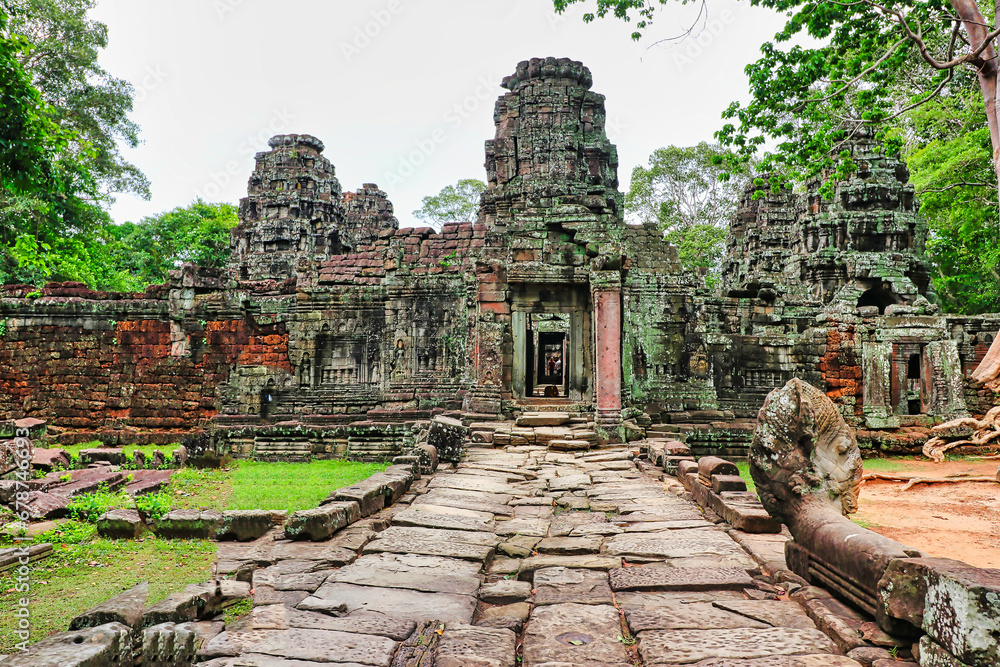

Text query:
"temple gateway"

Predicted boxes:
[[2, 57, 999, 459]]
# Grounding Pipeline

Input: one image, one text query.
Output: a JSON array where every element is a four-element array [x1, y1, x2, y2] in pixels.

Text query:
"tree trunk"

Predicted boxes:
[[950, 1, 1000, 382]]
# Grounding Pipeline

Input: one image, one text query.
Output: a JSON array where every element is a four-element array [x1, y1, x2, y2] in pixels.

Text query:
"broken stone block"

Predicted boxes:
[[922, 566, 1000, 665], [325, 481, 386, 517], [216, 509, 285, 541], [712, 473, 748, 493], [548, 439, 590, 451], [79, 448, 126, 465], [877, 557, 970, 628], [414, 443, 438, 474], [428, 415, 467, 463], [155, 509, 222, 539], [142, 621, 198, 667], [21, 490, 70, 519], [516, 412, 571, 426], [479, 579, 533, 604], [31, 447, 70, 472], [285, 503, 350, 541], [96, 508, 145, 539], [70, 582, 149, 630], [1, 622, 134, 666]]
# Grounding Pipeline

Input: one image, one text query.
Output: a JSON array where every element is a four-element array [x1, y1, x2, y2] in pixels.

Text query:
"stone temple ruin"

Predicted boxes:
[[1, 56, 999, 460], [2, 56, 1000, 667]]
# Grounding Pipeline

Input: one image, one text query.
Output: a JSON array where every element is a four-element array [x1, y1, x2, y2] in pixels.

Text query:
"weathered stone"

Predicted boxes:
[[479, 578, 532, 604], [201, 626, 397, 664], [534, 567, 613, 605], [517, 412, 571, 426], [428, 415, 467, 463], [711, 474, 748, 493], [922, 566, 1000, 665], [96, 508, 145, 539], [284, 503, 350, 541], [300, 582, 477, 622], [536, 536, 601, 555], [623, 602, 769, 632], [325, 481, 385, 517], [217, 509, 285, 541], [328, 552, 482, 595], [70, 582, 149, 630], [142, 621, 198, 666], [155, 509, 222, 539], [609, 565, 754, 591], [435, 623, 517, 667], [495, 517, 550, 537], [637, 627, 837, 664], [518, 554, 622, 580], [522, 603, 631, 667], [31, 447, 70, 472], [239, 603, 416, 640], [79, 448, 126, 465], [392, 507, 494, 532], [1, 622, 134, 666]]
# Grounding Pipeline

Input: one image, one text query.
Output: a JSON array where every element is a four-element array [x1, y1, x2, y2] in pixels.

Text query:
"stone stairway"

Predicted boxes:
[[193, 443, 866, 667]]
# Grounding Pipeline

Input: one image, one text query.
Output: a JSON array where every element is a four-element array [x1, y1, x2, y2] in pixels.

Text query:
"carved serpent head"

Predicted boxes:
[[750, 378, 862, 523]]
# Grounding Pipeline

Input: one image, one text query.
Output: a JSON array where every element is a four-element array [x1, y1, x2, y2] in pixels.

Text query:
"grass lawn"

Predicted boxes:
[[0, 522, 215, 653], [56, 442, 183, 465], [227, 460, 389, 512], [735, 461, 756, 494], [0, 458, 389, 652]]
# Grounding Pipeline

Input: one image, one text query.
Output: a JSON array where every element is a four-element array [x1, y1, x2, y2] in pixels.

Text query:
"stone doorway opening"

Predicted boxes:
[[511, 284, 590, 403]]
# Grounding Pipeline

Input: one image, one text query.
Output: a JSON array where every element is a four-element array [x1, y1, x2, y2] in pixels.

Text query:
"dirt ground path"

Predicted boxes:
[[854, 459, 1000, 568]]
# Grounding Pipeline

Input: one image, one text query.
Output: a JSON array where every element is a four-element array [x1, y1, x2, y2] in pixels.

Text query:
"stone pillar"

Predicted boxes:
[[593, 273, 622, 426]]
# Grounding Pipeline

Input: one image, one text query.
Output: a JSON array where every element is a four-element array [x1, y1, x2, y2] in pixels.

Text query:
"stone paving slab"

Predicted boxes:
[[536, 536, 602, 555], [407, 502, 497, 520], [623, 602, 770, 632], [328, 553, 482, 595], [391, 508, 495, 532], [645, 658, 863, 667], [362, 535, 494, 562], [622, 520, 716, 532], [637, 627, 838, 665], [201, 656, 373, 666], [610, 565, 754, 592], [376, 525, 500, 547], [428, 475, 520, 494], [435, 623, 517, 667], [201, 627, 397, 665], [523, 603, 632, 667], [569, 523, 623, 537], [533, 567, 613, 606], [300, 582, 477, 623], [418, 491, 515, 516], [240, 603, 416, 640], [495, 517, 550, 537], [517, 555, 622, 580], [711, 600, 817, 631], [603, 534, 755, 563]]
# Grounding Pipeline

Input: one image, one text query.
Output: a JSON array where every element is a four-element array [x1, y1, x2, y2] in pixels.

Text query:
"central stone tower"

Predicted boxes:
[[479, 57, 622, 228]]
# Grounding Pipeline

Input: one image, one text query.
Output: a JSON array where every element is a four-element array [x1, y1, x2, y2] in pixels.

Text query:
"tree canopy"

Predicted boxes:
[[553, 1, 1000, 204], [412, 179, 486, 230], [106, 200, 238, 290], [625, 143, 744, 283]]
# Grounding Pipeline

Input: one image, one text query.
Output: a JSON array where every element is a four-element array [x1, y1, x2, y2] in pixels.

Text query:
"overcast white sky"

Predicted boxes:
[[91, 0, 786, 227]]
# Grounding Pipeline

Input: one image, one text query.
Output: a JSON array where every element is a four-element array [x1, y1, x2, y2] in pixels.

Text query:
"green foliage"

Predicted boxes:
[[65, 484, 132, 522], [412, 179, 486, 231], [134, 491, 172, 521], [552, 1, 993, 192], [7, 0, 149, 199], [224, 597, 254, 626], [626, 143, 744, 279], [0, 523, 215, 651], [903, 84, 1000, 314], [106, 200, 239, 289]]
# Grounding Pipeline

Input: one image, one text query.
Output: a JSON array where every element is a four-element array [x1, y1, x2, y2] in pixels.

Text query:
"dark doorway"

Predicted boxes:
[[536, 332, 565, 395], [858, 283, 901, 314]]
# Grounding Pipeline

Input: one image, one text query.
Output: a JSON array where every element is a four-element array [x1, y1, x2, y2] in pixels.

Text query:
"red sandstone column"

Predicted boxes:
[[594, 283, 622, 426]]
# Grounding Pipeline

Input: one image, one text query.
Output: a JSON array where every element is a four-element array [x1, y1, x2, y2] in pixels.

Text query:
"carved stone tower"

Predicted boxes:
[[229, 134, 344, 281], [479, 57, 622, 228]]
